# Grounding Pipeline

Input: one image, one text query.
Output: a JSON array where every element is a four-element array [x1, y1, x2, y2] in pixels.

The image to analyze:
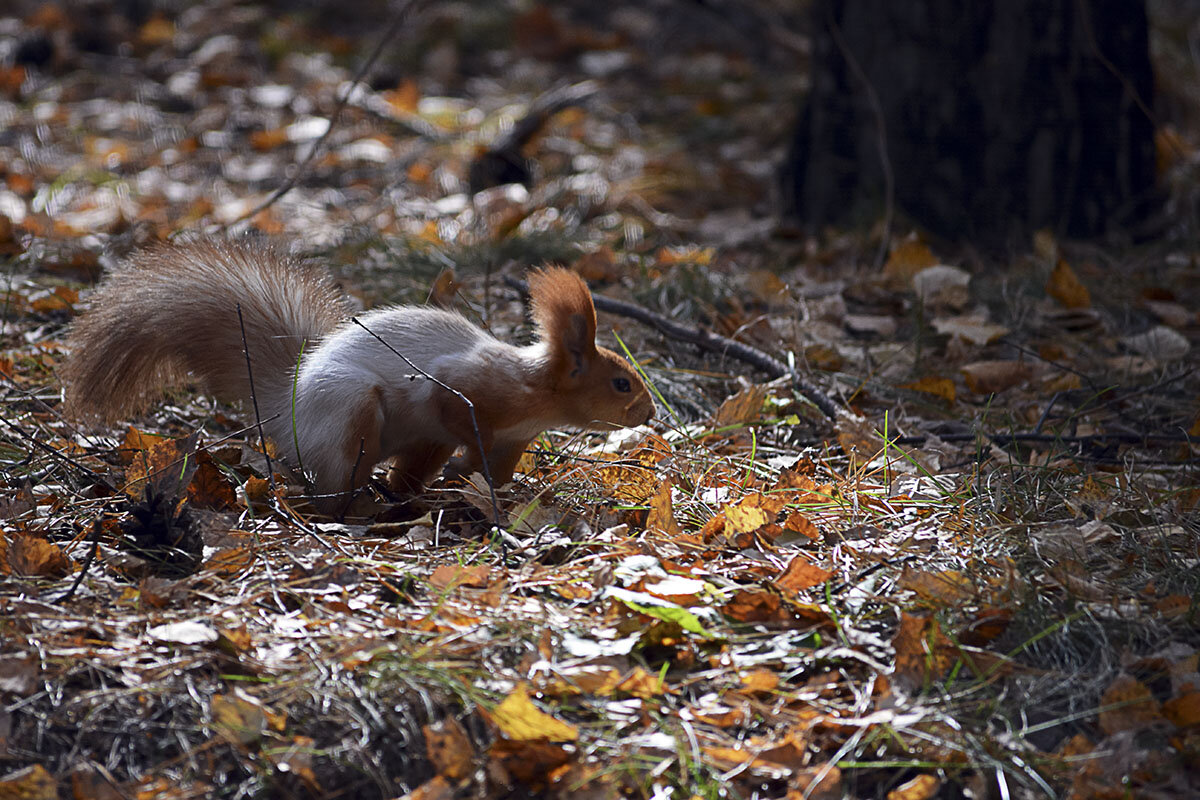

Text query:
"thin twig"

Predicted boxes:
[[57, 518, 102, 603], [236, 304, 278, 500], [218, 0, 423, 230], [349, 317, 503, 537]]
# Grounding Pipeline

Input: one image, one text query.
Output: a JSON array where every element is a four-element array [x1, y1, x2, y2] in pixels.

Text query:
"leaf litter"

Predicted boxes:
[[1, 1, 1199, 799]]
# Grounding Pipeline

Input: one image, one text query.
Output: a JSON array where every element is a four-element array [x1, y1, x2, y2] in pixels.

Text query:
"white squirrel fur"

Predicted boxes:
[[62, 240, 655, 504]]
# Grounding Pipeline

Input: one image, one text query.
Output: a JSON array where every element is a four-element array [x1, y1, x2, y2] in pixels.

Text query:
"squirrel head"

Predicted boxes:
[[527, 267, 655, 430]]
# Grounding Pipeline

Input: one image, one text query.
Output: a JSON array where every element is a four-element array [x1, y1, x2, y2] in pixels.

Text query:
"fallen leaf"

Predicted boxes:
[[725, 504, 768, 534], [931, 314, 1009, 346], [714, 383, 769, 427], [3, 534, 70, 578], [1046, 259, 1091, 308], [775, 554, 833, 594], [490, 684, 578, 742], [0, 764, 57, 800], [1098, 674, 1161, 735], [884, 235, 938, 281], [646, 481, 681, 536], [960, 360, 1031, 394], [424, 717, 475, 780], [899, 376, 956, 404], [430, 564, 491, 591], [888, 774, 941, 800], [1163, 691, 1200, 728]]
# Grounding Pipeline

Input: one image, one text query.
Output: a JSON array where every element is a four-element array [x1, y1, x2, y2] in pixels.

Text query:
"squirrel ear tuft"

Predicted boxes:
[[528, 267, 597, 349]]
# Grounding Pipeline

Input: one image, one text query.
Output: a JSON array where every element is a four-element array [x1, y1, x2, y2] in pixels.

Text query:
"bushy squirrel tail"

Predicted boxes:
[[61, 240, 348, 423]]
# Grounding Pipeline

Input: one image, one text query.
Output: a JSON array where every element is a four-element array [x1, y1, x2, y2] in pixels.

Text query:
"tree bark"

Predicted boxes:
[[782, 0, 1158, 247]]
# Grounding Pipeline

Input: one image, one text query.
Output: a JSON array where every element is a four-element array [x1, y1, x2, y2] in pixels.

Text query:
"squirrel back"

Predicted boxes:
[[62, 240, 348, 422]]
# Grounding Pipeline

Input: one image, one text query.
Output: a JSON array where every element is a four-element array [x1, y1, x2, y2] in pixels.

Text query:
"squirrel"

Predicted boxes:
[[61, 240, 656, 505]]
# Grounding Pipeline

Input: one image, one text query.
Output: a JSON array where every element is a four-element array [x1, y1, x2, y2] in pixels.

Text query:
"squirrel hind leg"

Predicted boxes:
[[385, 443, 457, 495]]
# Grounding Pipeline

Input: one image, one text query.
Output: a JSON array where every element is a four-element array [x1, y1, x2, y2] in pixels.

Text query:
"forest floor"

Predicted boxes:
[[1, 2, 1198, 799]]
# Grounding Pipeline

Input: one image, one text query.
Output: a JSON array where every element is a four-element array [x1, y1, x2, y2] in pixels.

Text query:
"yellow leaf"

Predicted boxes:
[[1046, 259, 1091, 309], [617, 667, 664, 699], [883, 235, 938, 281], [725, 504, 768, 534], [0, 764, 57, 800], [491, 684, 578, 742], [212, 693, 267, 746], [899, 376, 956, 404], [423, 718, 475, 780], [888, 774, 942, 800]]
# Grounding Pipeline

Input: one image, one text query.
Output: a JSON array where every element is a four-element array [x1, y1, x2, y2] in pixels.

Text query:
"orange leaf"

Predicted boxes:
[[899, 376, 956, 404], [423, 718, 475, 780], [3, 534, 70, 578], [646, 481, 681, 535], [775, 554, 833, 594], [887, 774, 941, 800], [1163, 691, 1200, 728], [430, 564, 491, 591], [1046, 258, 1091, 308], [1098, 674, 1161, 735], [714, 383, 769, 427], [883, 235, 938, 281]]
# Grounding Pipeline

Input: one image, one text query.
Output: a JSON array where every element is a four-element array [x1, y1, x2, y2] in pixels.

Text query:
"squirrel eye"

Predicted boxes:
[[612, 377, 632, 393]]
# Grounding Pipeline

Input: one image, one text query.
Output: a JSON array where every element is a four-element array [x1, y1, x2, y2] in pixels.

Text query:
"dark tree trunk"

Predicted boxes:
[[782, 0, 1158, 247]]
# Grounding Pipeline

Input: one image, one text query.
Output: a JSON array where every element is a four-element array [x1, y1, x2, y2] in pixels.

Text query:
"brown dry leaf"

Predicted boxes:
[[836, 415, 883, 461], [723, 589, 790, 624], [782, 511, 820, 540], [892, 612, 954, 692], [884, 235, 938, 281], [30, 286, 77, 314], [242, 476, 272, 505], [401, 776, 455, 800], [0, 764, 57, 800], [3, 534, 70, 578], [714, 383, 769, 427], [775, 554, 833, 594], [488, 737, 572, 786], [187, 453, 237, 510], [430, 564, 491, 591], [206, 546, 255, 579], [490, 684, 578, 742], [617, 667, 664, 699], [960, 360, 1031, 394], [887, 774, 941, 800], [250, 128, 289, 151], [789, 765, 843, 800], [137, 14, 175, 46], [124, 434, 197, 498], [384, 79, 421, 114], [899, 376, 956, 405], [424, 717, 475, 780], [1098, 674, 1161, 735], [70, 766, 124, 800], [1163, 691, 1200, 729], [655, 245, 714, 266], [119, 426, 168, 465], [646, 481, 681, 536], [1046, 259, 1091, 308], [211, 693, 267, 746], [899, 567, 974, 605]]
